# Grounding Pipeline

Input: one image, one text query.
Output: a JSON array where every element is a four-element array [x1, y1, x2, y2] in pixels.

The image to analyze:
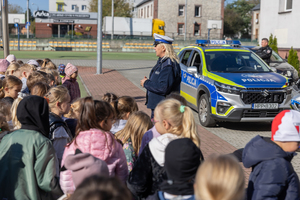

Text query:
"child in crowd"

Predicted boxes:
[[10, 97, 23, 130], [0, 95, 63, 199], [62, 63, 80, 103], [31, 82, 50, 97], [26, 71, 47, 94], [0, 75, 22, 105], [36, 59, 43, 68], [156, 138, 204, 200], [102, 92, 118, 105], [49, 69, 60, 86], [45, 85, 73, 166], [27, 59, 40, 70], [110, 96, 138, 134], [243, 110, 300, 200], [60, 97, 128, 195], [0, 101, 12, 130], [63, 99, 81, 137], [115, 111, 153, 172], [139, 92, 188, 155], [0, 59, 10, 80], [42, 59, 57, 70], [17, 60, 23, 65], [18, 63, 37, 94], [58, 64, 66, 84], [5, 63, 20, 76], [127, 99, 201, 199], [46, 72, 56, 87], [6, 54, 16, 64], [70, 176, 132, 200], [195, 154, 245, 200]]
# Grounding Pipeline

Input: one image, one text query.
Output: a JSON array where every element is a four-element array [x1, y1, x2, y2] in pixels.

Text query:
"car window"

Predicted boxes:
[[205, 51, 271, 73], [270, 51, 284, 62], [181, 50, 192, 66], [190, 51, 201, 69]]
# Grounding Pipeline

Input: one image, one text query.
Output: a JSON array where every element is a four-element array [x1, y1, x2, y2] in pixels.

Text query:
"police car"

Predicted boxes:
[[178, 40, 292, 127]]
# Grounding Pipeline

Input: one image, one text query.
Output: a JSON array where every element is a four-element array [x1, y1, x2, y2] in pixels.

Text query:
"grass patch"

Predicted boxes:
[[8, 51, 158, 60]]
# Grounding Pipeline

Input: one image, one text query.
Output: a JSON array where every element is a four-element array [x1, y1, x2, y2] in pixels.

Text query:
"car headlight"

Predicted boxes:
[[214, 81, 242, 95]]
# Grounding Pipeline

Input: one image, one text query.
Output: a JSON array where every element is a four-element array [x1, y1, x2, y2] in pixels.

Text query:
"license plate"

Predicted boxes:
[[252, 103, 278, 110]]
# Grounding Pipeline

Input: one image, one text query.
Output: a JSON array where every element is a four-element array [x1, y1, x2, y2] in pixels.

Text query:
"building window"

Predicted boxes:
[[147, 6, 149, 18], [57, 4, 63, 11], [72, 5, 76, 10], [178, 23, 184, 35], [286, 0, 292, 10], [194, 23, 200, 36], [82, 5, 87, 11], [178, 5, 184, 16], [255, 13, 259, 23], [195, 5, 201, 17]]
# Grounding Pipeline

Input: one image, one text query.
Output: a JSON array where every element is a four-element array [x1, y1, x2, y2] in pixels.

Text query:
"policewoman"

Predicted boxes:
[[140, 34, 181, 118]]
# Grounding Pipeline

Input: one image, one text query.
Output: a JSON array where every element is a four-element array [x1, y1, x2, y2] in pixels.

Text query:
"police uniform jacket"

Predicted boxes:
[[256, 45, 272, 65], [144, 57, 181, 109]]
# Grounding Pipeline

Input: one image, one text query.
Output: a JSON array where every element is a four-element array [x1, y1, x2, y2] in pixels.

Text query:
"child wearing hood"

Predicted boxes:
[[62, 63, 80, 103], [243, 110, 300, 200]]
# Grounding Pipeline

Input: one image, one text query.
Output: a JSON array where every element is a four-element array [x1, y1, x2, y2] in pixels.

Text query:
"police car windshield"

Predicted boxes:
[[205, 51, 272, 73]]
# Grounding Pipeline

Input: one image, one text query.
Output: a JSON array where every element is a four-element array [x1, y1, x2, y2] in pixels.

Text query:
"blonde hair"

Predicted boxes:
[[102, 92, 118, 103], [5, 63, 20, 76], [161, 43, 179, 63], [45, 85, 70, 109], [195, 154, 245, 200], [26, 71, 47, 92], [115, 111, 153, 155], [113, 96, 138, 120], [19, 63, 37, 73], [0, 75, 22, 99], [64, 98, 81, 118], [42, 59, 57, 70], [11, 97, 23, 130], [155, 99, 200, 147]]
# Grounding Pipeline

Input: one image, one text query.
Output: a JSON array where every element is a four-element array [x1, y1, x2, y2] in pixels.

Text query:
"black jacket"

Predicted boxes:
[[256, 45, 272, 65], [127, 144, 168, 199], [144, 57, 181, 109], [243, 136, 300, 200], [49, 112, 73, 141]]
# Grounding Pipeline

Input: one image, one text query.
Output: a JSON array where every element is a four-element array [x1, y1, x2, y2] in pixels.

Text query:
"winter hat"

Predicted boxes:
[[65, 63, 78, 77], [27, 60, 40, 69], [6, 54, 16, 63], [58, 64, 66, 76], [0, 59, 10, 72], [62, 149, 109, 187], [160, 138, 204, 195], [272, 110, 300, 142]]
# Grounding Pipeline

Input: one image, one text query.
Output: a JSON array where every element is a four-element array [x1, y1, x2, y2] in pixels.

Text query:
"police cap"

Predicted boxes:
[[153, 33, 174, 46]]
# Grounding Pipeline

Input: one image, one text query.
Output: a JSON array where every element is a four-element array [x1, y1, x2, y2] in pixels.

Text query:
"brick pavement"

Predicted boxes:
[[78, 66, 251, 181]]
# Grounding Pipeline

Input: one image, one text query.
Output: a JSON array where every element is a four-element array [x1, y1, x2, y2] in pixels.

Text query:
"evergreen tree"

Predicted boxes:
[[269, 34, 278, 53], [288, 47, 300, 75]]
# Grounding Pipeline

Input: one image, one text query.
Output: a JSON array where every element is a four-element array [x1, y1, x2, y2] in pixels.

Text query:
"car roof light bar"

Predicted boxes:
[[195, 40, 241, 47]]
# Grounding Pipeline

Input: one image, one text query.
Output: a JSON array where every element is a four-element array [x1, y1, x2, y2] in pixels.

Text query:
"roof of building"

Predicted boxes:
[[252, 4, 260, 11], [136, 0, 153, 8]]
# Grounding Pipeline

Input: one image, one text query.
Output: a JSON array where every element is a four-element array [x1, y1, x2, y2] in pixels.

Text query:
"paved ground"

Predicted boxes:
[[38, 59, 300, 177]]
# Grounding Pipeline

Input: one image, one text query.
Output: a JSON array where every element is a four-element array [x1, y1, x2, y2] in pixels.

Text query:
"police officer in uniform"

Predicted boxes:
[[140, 34, 181, 118], [256, 38, 272, 65]]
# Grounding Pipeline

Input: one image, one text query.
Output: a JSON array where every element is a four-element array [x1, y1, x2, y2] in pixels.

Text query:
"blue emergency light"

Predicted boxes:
[[196, 40, 241, 46]]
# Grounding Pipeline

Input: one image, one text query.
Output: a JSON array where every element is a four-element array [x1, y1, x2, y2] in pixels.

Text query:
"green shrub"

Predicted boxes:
[[287, 46, 300, 75], [75, 32, 83, 36], [269, 34, 278, 53]]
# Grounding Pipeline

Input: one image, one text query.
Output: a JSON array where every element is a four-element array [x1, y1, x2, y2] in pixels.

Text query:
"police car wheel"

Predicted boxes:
[[198, 94, 216, 127]]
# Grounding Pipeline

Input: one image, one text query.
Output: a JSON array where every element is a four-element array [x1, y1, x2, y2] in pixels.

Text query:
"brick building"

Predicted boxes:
[[136, 0, 224, 39]]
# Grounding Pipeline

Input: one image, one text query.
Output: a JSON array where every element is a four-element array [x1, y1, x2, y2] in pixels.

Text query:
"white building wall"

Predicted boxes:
[[260, 0, 300, 48], [49, 0, 92, 12], [138, 1, 154, 19]]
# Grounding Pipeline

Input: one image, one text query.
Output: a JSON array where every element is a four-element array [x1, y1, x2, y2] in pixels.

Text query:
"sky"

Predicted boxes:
[[8, 0, 49, 12]]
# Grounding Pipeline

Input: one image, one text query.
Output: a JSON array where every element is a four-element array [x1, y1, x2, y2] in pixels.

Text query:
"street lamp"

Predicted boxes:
[[32, 2, 39, 11]]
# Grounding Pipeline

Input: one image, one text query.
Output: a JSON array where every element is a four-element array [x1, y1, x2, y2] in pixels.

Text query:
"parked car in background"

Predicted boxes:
[[244, 46, 298, 84]]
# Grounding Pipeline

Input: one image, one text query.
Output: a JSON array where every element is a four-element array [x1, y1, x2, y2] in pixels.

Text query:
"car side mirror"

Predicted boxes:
[[187, 66, 198, 75]]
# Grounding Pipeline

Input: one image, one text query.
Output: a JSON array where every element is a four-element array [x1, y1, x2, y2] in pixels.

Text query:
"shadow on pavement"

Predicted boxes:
[[215, 122, 271, 132]]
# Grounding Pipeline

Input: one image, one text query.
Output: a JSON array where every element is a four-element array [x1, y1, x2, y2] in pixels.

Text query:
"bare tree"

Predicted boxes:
[[8, 4, 23, 14]]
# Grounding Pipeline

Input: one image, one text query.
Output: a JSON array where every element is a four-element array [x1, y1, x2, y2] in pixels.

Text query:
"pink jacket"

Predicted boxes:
[[60, 128, 128, 194]]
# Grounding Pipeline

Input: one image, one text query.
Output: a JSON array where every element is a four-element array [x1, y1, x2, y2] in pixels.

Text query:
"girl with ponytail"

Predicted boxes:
[[127, 99, 202, 199]]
